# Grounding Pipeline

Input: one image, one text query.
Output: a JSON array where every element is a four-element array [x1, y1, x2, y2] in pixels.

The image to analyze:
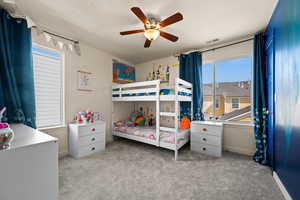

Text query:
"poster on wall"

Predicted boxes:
[[77, 70, 94, 91], [113, 62, 135, 83]]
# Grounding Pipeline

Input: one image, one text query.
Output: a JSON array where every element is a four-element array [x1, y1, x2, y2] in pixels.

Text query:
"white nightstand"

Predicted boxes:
[[69, 121, 106, 159], [191, 121, 223, 157]]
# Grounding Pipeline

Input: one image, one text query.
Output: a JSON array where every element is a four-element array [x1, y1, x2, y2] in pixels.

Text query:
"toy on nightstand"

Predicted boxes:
[[85, 109, 94, 123], [73, 110, 95, 124]]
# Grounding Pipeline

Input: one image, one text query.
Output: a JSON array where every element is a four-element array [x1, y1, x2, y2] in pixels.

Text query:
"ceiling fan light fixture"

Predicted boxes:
[[144, 29, 160, 41]]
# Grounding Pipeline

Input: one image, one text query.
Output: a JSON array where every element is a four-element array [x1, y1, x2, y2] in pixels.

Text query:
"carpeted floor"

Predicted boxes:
[[59, 139, 283, 200]]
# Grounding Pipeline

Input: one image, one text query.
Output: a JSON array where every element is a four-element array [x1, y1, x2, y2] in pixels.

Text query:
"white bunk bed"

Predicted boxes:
[[112, 78, 193, 160]]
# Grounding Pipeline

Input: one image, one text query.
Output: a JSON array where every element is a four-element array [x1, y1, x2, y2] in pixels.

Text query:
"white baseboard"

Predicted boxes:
[[273, 172, 293, 200], [223, 145, 255, 156], [59, 152, 69, 159]]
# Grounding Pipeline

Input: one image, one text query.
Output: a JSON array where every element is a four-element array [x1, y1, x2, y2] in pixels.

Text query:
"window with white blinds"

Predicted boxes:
[[32, 46, 64, 128]]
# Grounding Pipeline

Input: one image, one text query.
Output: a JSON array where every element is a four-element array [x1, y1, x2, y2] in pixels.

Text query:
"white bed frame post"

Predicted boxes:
[[155, 81, 160, 147], [174, 78, 179, 161]]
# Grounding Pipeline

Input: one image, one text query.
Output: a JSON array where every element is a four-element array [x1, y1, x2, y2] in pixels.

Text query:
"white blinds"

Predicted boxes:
[[32, 47, 64, 128]]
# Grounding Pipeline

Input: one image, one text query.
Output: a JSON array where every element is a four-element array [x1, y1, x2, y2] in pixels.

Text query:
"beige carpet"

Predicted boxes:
[[59, 139, 284, 200]]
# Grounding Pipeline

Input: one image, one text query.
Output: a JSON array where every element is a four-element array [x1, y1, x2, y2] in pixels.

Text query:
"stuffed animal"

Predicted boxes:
[[135, 115, 145, 126], [180, 117, 191, 129]]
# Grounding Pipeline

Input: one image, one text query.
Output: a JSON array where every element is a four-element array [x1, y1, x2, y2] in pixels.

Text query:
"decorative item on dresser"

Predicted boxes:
[[69, 121, 106, 159], [191, 121, 223, 157]]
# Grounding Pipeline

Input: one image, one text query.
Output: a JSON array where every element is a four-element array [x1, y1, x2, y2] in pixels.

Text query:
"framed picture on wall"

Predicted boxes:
[[77, 70, 94, 91], [113, 62, 135, 83]]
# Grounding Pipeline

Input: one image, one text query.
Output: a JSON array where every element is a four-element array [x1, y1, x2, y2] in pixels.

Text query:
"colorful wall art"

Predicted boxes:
[[113, 62, 135, 83]]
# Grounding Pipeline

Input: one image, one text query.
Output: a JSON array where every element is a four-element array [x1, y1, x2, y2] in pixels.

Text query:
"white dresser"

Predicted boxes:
[[0, 124, 58, 200], [69, 121, 106, 159], [191, 121, 223, 157]]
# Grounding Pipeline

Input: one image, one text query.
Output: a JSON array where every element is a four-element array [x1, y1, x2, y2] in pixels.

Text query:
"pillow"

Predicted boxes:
[[114, 120, 125, 127]]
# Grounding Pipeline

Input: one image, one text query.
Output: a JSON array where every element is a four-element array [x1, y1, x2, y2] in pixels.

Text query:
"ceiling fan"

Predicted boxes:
[[120, 7, 183, 48]]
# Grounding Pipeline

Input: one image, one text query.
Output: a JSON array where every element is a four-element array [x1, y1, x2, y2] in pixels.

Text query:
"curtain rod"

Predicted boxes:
[[32, 26, 79, 43], [175, 37, 254, 57]]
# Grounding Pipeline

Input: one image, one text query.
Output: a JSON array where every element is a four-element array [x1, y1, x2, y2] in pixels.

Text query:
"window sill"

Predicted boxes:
[[202, 120, 254, 127], [38, 124, 66, 131], [222, 121, 254, 127]]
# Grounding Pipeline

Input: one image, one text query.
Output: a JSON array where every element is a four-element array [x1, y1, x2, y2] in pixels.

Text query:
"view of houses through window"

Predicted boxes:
[[202, 57, 252, 122]]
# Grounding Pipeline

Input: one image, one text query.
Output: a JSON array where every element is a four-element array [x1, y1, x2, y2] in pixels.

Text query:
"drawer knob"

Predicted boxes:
[[91, 138, 96, 141], [202, 138, 207, 142], [91, 147, 95, 151], [92, 128, 96, 132], [202, 147, 206, 151], [202, 128, 207, 132]]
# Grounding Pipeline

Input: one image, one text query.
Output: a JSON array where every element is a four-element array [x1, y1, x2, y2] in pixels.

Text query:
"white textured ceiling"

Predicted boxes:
[[15, 0, 278, 64]]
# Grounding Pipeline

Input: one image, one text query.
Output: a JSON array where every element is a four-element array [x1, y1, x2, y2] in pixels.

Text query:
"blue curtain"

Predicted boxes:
[[179, 52, 204, 120], [253, 33, 269, 165], [0, 9, 36, 128]]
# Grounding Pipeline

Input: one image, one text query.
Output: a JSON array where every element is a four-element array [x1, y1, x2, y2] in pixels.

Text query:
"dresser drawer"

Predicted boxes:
[[191, 123, 222, 137], [78, 133, 104, 147], [192, 133, 221, 147], [77, 142, 105, 158], [191, 142, 222, 157], [78, 123, 105, 137]]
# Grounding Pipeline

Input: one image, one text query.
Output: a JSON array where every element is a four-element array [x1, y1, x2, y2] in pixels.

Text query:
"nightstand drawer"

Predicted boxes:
[[191, 133, 221, 147], [191, 142, 222, 157], [78, 123, 105, 136], [191, 124, 222, 137], [78, 133, 104, 147], [78, 142, 105, 158]]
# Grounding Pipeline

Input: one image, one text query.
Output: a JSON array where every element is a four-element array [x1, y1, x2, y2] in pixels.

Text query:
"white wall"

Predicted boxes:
[[32, 31, 132, 156], [136, 56, 179, 86], [135, 41, 256, 156]]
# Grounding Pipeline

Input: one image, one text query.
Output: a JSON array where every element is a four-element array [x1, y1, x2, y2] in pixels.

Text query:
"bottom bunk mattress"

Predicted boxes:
[[113, 125, 190, 144]]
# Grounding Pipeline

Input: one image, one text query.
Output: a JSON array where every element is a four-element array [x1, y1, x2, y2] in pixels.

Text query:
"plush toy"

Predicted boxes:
[[130, 112, 142, 122], [85, 109, 94, 123], [180, 117, 191, 129], [135, 115, 146, 126], [148, 114, 155, 126]]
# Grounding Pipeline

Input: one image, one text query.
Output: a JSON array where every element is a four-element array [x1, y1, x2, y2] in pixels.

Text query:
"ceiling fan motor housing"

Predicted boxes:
[[144, 18, 160, 30]]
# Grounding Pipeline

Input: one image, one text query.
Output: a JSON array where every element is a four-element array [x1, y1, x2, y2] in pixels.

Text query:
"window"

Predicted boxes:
[[202, 57, 252, 122], [231, 98, 240, 109], [32, 46, 64, 128]]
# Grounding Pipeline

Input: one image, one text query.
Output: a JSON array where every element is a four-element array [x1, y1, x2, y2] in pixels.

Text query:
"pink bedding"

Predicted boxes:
[[113, 125, 189, 144]]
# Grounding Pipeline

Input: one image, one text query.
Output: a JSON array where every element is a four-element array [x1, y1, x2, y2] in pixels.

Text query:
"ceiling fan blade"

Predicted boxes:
[[144, 39, 151, 48], [131, 7, 148, 24], [159, 12, 183, 28], [160, 31, 178, 42], [120, 29, 144, 35]]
